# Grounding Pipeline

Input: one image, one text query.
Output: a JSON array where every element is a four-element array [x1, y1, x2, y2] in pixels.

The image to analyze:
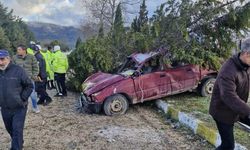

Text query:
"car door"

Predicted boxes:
[[166, 67, 185, 94], [166, 64, 197, 94], [182, 64, 200, 90], [133, 71, 171, 103]]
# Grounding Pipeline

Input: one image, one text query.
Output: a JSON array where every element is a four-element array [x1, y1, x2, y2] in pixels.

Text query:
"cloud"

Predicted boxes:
[[123, 0, 166, 24], [1, 0, 86, 26], [0, 0, 166, 27], [147, 0, 166, 16]]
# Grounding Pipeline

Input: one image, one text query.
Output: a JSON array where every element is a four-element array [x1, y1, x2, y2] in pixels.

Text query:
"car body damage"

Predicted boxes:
[[79, 50, 217, 115]]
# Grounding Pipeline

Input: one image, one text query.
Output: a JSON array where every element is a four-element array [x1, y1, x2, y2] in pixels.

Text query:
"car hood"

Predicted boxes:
[[82, 72, 125, 96]]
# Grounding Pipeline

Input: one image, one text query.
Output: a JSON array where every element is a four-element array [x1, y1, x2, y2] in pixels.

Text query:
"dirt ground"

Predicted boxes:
[[0, 90, 213, 150]]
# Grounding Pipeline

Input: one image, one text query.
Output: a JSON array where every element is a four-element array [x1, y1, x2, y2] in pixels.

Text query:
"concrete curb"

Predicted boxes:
[[156, 100, 247, 150]]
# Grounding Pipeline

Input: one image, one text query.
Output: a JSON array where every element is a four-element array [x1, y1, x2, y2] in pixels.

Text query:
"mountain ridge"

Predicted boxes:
[[27, 22, 84, 48]]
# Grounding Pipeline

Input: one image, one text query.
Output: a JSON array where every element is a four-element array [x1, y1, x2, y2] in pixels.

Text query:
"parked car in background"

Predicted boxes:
[[79, 50, 217, 116]]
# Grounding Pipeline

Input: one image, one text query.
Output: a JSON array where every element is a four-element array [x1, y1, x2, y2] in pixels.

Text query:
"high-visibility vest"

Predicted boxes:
[[52, 50, 68, 73], [40, 50, 54, 80], [27, 48, 34, 55]]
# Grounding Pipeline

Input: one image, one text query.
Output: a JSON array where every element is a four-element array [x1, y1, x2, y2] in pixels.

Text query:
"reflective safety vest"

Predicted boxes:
[[52, 50, 68, 74], [27, 48, 34, 55], [40, 50, 54, 80]]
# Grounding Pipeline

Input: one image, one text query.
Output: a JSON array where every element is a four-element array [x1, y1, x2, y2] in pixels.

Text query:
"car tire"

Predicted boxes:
[[103, 94, 129, 116], [200, 77, 216, 97]]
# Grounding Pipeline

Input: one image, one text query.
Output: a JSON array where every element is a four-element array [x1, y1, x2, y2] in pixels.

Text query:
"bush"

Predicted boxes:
[[68, 37, 113, 91]]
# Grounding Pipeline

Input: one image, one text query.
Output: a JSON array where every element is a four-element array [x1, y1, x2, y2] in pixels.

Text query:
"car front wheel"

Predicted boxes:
[[103, 94, 129, 116], [200, 77, 216, 97]]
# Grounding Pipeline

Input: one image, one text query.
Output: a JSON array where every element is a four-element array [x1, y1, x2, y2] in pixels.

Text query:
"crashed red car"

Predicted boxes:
[[79, 50, 217, 116]]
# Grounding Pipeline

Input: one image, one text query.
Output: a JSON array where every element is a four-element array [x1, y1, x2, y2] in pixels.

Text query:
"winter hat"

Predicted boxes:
[[30, 41, 36, 45], [54, 45, 60, 51], [36, 45, 42, 50], [33, 45, 41, 51]]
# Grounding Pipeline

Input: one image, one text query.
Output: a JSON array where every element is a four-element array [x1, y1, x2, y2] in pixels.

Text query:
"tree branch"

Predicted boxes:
[[188, 0, 238, 27]]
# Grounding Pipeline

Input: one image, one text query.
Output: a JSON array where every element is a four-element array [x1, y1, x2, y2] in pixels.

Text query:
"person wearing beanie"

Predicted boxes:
[[12, 44, 40, 113], [0, 49, 33, 150], [52, 45, 68, 97], [33, 45, 52, 105]]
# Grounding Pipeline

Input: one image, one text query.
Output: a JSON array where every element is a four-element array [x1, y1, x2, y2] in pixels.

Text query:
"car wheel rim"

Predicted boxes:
[[110, 99, 123, 112], [206, 81, 214, 94]]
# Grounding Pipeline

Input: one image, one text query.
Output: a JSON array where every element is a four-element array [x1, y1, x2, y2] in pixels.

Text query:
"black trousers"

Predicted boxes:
[[1, 107, 27, 150], [214, 119, 235, 150], [35, 80, 51, 102], [54, 73, 67, 95]]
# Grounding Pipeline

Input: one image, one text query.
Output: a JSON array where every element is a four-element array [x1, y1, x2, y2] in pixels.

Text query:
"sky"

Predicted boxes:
[[0, 0, 166, 27]]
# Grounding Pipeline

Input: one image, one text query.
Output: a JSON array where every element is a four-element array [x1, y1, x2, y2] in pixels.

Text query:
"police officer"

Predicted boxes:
[[52, 45, 68, 97], [40, 46, 54, 90]]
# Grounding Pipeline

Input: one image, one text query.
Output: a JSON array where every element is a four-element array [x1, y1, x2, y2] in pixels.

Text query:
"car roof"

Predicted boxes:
[[130, 51, 159, 64]]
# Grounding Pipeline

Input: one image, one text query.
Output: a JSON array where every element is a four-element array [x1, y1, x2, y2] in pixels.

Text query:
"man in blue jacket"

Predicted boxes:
[[0, 49, 33, 150]]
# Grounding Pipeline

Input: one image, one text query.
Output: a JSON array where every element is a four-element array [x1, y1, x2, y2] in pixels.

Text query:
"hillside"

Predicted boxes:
[[27, 22, 84, 48]]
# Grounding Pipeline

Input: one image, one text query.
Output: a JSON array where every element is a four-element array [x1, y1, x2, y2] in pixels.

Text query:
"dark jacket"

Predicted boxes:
[[0, 63, 33, 109], [34, 52, 47, 80], [209, 53, 250, 124]]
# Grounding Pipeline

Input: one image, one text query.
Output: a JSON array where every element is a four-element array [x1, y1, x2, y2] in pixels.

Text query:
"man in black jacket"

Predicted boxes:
[[0, 49, 33, 150], [34, 45, 52, 105]]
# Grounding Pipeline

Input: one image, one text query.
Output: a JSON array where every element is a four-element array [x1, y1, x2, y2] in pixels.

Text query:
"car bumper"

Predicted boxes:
[[79, 93, 102, 113]]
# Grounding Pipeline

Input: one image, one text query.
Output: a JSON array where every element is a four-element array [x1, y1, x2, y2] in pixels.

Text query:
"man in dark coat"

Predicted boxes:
[[209, 38, 250, 150], [34, 45, 52, 105], [0, 49, 33, 150]]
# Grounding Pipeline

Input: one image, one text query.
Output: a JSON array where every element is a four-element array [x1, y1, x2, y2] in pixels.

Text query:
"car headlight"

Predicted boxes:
[[82, 82, 94, 91], [92, 92, 100, 97]]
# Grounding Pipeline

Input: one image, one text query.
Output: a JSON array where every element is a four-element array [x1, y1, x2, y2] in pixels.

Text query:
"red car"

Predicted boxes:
[[79, 50, 217, 116]]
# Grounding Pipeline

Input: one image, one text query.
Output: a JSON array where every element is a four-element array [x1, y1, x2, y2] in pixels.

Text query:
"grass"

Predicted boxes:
[[163, 92, 250, 149], [156, 109, 214, 150]]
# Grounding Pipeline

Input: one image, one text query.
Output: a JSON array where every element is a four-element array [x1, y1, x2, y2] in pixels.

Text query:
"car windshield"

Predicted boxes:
[[119, 69, 136, 76], [118, 58, 138, 76]]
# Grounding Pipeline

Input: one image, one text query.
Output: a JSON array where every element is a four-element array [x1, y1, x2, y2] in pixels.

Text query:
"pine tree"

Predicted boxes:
[[75, 37, 82, 48], [112, 3, 125, 48], [137, 0, 148, 33], [0, 27, 10, 50], [68, 38, 113, 90], [3, 22, 27, 50], [98, 22, 104, 38], [149, 0, 250, 70], [0, 2, 34, 52], [0, 2, 13, 26], [131, 16, 139, 32]]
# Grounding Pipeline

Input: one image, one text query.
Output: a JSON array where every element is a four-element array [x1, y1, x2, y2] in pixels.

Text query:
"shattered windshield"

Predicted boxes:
[[133, 53, 151, 63], [118, 58, 138, 76], [120, 70, 136, 76]]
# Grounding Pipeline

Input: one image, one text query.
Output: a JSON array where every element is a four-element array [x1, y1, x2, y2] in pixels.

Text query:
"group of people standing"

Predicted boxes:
[[0, 41, 68, 150], [13, 42, 69, 112]]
